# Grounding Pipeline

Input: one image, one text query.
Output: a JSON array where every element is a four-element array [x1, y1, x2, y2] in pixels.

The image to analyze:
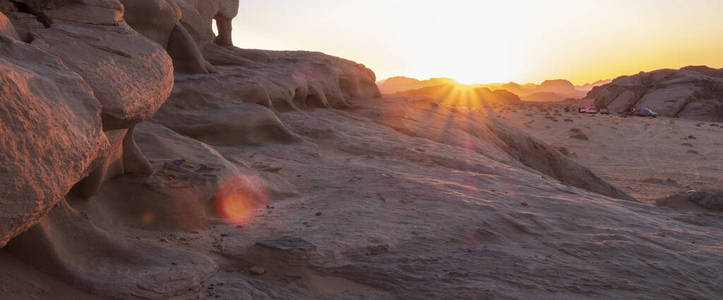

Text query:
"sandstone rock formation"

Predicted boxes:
[[6, 201, 218, 299], [153, 98, 303, 147], [119, 0, 241, 74], [2, 1, 721, 299], [0, 0, 379, 297], [0, 10, 18, 39], [2, 0, 175, 196], [0, 34, 108, 247], [86, 122, 296, 231], [170, 50, 381, 111], [587, 66, 723, 121], [33, 24, 173, 129]]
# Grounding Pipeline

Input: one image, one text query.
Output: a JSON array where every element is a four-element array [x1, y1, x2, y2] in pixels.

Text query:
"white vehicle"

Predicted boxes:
[[578, 107, 599, 114]]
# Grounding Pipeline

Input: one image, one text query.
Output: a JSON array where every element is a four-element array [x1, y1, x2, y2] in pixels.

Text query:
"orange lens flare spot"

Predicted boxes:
[[142, 212, 154, 224], [215, 176, 268, 226]]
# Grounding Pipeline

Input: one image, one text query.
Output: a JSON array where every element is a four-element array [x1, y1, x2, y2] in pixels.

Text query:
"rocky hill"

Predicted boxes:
[[491, 79, 587, 102], [395, 84, 521, 107], [1, 1, 722, 299], [587, 66, 723, 121], [377, 76, 457, 94], [577, 79, 612, 92], [379, 76, 588, 102]]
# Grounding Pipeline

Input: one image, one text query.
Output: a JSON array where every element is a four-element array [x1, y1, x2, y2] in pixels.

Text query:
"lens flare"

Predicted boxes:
[[215, 175, 268, 226], [142, 212, 154, 224]]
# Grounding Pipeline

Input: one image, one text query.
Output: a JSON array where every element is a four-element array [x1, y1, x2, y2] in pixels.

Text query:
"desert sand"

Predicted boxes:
[[494, 101, 723, 204]]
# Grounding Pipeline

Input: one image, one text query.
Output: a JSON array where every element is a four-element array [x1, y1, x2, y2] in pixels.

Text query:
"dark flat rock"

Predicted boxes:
[[256, 238, 316, 251]]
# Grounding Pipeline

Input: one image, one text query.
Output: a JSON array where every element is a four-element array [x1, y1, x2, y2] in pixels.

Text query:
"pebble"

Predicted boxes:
[[249, 266, 265, 276]]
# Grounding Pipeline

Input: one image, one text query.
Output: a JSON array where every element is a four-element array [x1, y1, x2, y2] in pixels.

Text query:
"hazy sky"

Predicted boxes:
[[232, 0, 723, 85]]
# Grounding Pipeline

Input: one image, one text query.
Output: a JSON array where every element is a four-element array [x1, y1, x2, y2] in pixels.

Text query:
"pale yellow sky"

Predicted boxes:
[[232, 0, 723, 85]]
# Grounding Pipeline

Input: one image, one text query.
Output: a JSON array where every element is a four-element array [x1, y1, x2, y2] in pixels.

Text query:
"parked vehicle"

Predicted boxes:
[[624, 107, 658, 117], [636, 107, 658, 117], [578, 107, 598, 113]]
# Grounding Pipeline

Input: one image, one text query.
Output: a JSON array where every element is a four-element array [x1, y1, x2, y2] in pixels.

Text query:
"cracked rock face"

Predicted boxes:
[[0, 35, 108, 247], [588, 66, 723, 121], [32, 23, 174, 129]]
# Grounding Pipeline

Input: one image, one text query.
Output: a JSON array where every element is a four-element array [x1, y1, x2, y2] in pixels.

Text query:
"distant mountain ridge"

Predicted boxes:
[[377, 76, 458, 94], [378, 76, 605, 102], [577, 79, 613, 92], [395, 84, 521, 106]]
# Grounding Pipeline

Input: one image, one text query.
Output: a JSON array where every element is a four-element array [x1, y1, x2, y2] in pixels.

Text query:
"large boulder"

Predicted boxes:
[[31, 22, 173, 129], [0, 35, 108, 247], [20, 1, 176, 195], [588, 66, 723, 121], [2, 0, 174, 129]]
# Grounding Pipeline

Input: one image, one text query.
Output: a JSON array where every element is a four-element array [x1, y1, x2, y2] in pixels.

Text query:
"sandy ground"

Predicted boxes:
[[493, 101, 723, 204], [1, 96, 722, 299]]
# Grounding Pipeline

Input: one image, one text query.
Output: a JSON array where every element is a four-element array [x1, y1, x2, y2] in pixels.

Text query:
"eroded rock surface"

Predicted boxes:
[[32, 22, 174, 129], [0, 11, 19, 39], [6, 202, 218, 299], [0, 35, 107, 247], [153, 94, 303, 147], [2, 1, 722, 300], [86, 122, 295, 231], [588, 66, 723, 121], [171, 50, 381, 111]]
